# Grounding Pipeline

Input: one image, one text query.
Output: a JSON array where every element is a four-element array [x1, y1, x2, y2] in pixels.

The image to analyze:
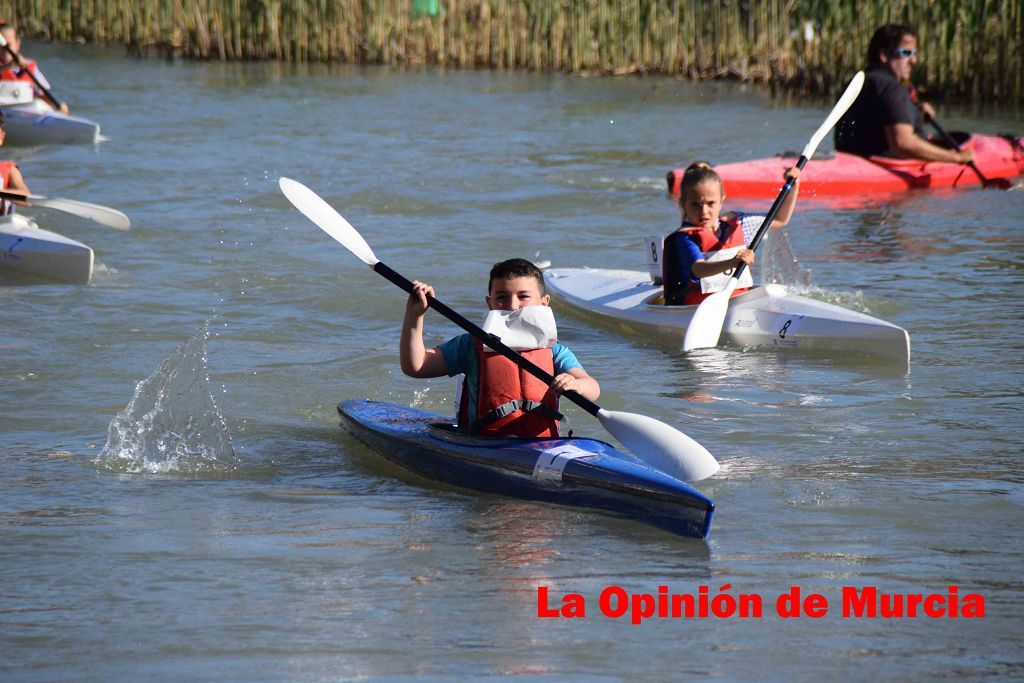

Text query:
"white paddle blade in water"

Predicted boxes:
[[26, 196, 131, 230], [279, 177, 379, 266], [681, 279, 739, 351], [802, 70, 865, 160], [597, 409, 719, 483]]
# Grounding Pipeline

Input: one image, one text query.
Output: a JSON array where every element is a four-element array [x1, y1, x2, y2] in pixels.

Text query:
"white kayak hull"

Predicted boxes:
[[0, 214, 93, 284], [545, 267, 910, 365], [1, 99, 101, 146]]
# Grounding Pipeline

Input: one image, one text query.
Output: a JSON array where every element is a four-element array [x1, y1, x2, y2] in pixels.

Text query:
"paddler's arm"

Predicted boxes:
[[549, 368, 600, 402], [400, 280, 449, 378], [35, 66, 70, 114], [691, 249, 754, 278], [2, 165, 30, 202], [886, 123, 975, 163], [770, 166, 801, 228]]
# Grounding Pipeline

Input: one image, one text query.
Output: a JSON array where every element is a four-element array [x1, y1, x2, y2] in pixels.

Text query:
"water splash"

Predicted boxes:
[[756, 230, 883, 314], [758, 228, 813, 288], [94, 323, 238, 474]]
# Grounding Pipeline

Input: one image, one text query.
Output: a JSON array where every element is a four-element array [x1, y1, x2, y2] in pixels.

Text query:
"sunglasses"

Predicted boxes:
[[893, 47, 918, 59]]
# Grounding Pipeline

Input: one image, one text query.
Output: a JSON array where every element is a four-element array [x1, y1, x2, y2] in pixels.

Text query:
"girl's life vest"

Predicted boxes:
[[0, 59, 38, 83], [0, 160, 17, 215], [458, 339, 562, 438], [663, 215, 753, 306]]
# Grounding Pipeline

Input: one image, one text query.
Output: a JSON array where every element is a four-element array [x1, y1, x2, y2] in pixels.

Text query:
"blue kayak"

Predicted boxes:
[[338, 399, 714, 539]]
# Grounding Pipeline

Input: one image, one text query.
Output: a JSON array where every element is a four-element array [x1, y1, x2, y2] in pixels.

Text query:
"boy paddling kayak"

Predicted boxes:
[[401, 258, 600, 437]]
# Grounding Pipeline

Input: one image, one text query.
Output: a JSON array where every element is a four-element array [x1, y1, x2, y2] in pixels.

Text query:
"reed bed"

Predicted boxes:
[[1, 0, 1019, 103]]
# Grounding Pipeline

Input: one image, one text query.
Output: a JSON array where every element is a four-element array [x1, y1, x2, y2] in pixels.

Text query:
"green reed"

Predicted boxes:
[[0, 0, 1019, 103]]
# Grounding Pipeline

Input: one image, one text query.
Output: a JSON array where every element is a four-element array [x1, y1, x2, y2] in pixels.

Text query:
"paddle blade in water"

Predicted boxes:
[[596, 409, 719, 482], [982, 175, 1014, 190], [279, 177, 379, 266], [682, 279, 739, 351]]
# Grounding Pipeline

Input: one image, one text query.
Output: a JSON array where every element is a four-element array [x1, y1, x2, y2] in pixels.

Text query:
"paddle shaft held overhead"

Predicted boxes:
[[732, 71, 869, 280], [730, 156, 808, 282]]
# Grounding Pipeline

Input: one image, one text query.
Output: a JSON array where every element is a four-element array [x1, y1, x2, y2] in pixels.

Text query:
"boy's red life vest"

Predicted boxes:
[[0, 59, 39, 83], [458, 339, 562, 438], [679, 215, 750, 305], [0, 160, 17, 215]]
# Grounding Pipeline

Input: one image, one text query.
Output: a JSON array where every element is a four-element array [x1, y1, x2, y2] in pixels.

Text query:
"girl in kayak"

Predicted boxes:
[[0, 111, 30, 215], [662, 162, 799, 306], [0, 21, 70, 114], [400, 258, 600, 437]]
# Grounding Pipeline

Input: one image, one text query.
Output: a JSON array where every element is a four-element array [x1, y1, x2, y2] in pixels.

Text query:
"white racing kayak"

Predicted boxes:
[[0, 214, 93, 284], [0, 98, 101, 146], [545, 267, 910, 365]]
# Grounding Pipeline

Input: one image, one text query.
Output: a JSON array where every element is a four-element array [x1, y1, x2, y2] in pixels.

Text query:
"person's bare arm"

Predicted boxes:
[[5, 165, 29, 195], [549, 368, 600, 402], [887, 123, 974, 163], [691, 249, 754, 278], [770, 166, 801, 228], [399, 281, 449, 378]]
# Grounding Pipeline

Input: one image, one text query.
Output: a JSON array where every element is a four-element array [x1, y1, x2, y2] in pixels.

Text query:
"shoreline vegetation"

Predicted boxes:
[[2, 0, 1021, 105]]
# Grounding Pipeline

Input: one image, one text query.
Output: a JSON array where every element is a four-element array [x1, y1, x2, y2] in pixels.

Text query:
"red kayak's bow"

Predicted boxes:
[[667, 133, 1024, 200]]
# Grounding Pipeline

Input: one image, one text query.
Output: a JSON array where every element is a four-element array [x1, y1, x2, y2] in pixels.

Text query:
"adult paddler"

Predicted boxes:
[[834, 24, 973, 165]]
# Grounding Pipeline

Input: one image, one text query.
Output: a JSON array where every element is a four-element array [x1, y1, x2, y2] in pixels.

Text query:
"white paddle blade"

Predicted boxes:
[[802, 70, 865, 160], [681, 279, 739, 351], [279, 177, 379, 266], [597, 409, 719, 483], [27, 196, 131, 230]]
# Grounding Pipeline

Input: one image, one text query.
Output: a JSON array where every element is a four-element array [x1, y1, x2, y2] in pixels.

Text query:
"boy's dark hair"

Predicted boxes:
[[867, 24, 915, 67], [679, 163, 724, 199], [489, 258, 546, 295], [0, 110, 5, 130]]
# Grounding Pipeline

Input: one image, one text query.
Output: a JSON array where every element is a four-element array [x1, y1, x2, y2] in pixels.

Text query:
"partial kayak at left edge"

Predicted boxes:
[[0, 213, 93, 284], [338, 399, 715, 540]]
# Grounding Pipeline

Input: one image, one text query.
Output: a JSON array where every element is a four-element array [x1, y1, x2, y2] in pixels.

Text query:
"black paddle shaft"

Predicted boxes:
[[372, 260, 601, 417], [1, 43, 64, 111], [732, 155, 809, 281], [926, 115, 1010, 190]]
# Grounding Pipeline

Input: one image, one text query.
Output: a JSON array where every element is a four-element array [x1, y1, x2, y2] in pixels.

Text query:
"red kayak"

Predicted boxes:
[[667, 133, 1024, 199]]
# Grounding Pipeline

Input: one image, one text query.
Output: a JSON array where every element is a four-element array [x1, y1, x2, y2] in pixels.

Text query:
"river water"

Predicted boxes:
[[2, 41, 1023, 681]]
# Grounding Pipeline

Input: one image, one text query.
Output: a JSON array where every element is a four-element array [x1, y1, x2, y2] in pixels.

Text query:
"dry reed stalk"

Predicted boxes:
[[0, 0, 1017, 103]]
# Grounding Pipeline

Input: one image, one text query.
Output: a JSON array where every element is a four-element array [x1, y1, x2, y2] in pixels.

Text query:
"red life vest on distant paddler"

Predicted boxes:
[[679, 215, 751, 305], [0, 59, 39, 84], [458, 340, 561, 438], [0, 160, 17, 215]]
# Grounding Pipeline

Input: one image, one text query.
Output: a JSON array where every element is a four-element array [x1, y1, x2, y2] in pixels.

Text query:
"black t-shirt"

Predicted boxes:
[[834, 67, 925, 157]]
